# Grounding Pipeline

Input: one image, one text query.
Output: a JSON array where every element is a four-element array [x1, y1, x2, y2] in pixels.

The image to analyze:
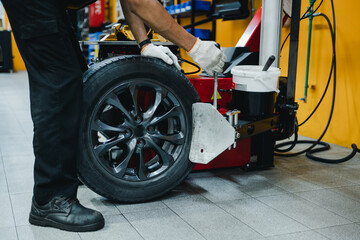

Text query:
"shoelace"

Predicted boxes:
[[55, 197, 79, 209]]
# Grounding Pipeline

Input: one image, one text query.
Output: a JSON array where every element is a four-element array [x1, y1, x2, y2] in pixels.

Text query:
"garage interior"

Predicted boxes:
[[1, 0, 360, 239]]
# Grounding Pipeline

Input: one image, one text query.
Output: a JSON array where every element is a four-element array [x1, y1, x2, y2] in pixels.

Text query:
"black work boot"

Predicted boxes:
[[29, 196, 105, 232]]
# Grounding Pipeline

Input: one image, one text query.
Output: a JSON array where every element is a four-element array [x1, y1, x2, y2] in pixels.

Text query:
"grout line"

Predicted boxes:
[[291, 190, 360, 223], [121, 214, 146, 240], [0, 154, 20, 240], [256, 192, 355, 228], [166, 207, 207, 240], [313, 222, 360, 238], [214, 197, 271, 238], [265, 229, 332, 240]]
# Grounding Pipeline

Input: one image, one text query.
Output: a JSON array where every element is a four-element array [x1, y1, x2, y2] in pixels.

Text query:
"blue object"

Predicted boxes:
[[186, 28, 210, 40], [175, 4, 181, 14], [88, 32, 102, 65], [194, 0, 211, 11], [168, 5, 175, 14], [167, 1, 211, 15], [180, 3, 187, 13], [184, 0, 211, 12]]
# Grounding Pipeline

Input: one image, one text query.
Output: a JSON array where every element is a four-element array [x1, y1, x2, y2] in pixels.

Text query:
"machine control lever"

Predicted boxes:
[[213, 43, 221, 108]]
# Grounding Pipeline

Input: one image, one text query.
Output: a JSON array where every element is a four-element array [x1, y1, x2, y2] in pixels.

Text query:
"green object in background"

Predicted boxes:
[[301, 0, 316, 103]]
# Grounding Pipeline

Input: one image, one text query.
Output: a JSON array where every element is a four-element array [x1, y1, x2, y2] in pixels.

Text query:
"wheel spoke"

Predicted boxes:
[[105, 92, 132, 120], [146, 137, 174, 167], [113, 138, 137, 177], [143, 87, 168, 121], [129, 82, 140, 116], [94, 135, 126, 156], [91, 119, 126, 133], [149, 131, 185, 145], [135, 146, 147, 180], [149, 105, 181, 126]]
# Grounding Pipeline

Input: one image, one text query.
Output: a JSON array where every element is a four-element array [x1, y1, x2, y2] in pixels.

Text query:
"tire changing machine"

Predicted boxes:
[[185, 0, 301, 170], [80, 0, 301, 172]]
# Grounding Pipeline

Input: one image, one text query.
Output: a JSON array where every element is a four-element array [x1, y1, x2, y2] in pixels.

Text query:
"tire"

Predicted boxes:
[[78, 55, 200, 203]]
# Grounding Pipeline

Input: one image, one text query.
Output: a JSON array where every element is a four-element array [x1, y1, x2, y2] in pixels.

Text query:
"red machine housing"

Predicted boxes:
[[188, 76, 251, 171]]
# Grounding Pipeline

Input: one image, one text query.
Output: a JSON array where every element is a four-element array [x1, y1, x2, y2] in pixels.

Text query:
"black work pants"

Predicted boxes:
[[2, 0, 87, 204]]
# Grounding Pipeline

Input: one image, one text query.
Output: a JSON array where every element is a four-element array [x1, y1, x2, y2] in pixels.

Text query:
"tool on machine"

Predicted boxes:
[[262, 55, 275, 71]]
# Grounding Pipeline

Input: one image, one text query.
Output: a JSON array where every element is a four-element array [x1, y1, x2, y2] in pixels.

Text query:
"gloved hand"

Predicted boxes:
[[141, 43, 181, 70], [187, 39, 226, 75]]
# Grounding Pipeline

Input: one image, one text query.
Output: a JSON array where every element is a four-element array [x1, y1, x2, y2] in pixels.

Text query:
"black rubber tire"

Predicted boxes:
[[78, 55, 200, 203]]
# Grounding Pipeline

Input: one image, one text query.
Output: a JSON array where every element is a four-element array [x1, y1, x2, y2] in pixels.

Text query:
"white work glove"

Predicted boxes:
[[187, 38, 226, 75], [141, 43, 181, 70]]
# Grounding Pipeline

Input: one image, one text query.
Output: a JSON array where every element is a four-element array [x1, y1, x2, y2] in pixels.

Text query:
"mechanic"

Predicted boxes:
[[1, 0, 225, 232]]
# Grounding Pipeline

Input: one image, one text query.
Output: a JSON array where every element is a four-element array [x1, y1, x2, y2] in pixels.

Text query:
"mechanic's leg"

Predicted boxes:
[[3, 0, 81, 204], [2, 0, 104, 231]]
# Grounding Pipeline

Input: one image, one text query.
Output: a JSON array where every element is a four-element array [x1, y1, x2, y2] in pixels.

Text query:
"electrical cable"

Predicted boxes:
[[275, 0, 360, 163]]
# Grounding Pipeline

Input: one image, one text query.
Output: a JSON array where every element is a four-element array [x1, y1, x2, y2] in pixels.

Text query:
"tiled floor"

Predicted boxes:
[[1, 71, 360, 240]]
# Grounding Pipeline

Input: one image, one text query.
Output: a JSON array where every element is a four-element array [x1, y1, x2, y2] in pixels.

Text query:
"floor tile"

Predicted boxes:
[[239, 181, 288, 198], [274, 156, 326, 170], [0, 160, 9, 194], [77, 186, 121, 216], [316, 224, 360, 240], [265, 230, 329, 240], [330, 167, 360, 184], [187, 176, 250, 202], [270, 176, 324, 193], [258, 193, 351, 229], [2, 154, 34, 169], [0, 226, 18, 240], [217, 198, 308, 237], [3, 169, 34, 193], [0, 135, 34, 157], [79, 215, 143, 240], [10, 192, 32, 226], [124, 208, 205, 240], [296, 168, 357, 189], [330, 185, 360, 202], [0, 193, 16, 228], [17, 225, 81, 240], [222, 173, 289, 198], [161, 182, 212, 209], [296, 189, 360, 222], [172, 202, 264, 240], [115, 200, 168, 214]]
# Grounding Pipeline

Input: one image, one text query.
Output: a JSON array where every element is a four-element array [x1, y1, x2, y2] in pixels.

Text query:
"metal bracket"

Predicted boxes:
[[189, 103, 235, 164], [235, 115, 279, 140]]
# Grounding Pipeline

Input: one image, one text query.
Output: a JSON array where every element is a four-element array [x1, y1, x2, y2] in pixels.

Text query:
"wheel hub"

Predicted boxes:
[[133, 124, 146, 138]]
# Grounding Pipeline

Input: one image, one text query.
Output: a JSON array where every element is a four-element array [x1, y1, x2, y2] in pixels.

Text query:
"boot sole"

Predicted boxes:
[[29, 214, 105, 232]]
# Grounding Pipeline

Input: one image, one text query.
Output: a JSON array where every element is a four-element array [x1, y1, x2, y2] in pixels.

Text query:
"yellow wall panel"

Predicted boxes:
[[279, 0, 360, 148]]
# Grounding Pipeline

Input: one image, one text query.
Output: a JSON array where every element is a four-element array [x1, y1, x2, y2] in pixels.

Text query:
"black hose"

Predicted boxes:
[[275, 12, 336, 158], [307, 144, 359, 164], [281, 0, 324, 52], [275, 0, 359, 163], [179, 57, 201, 75]]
